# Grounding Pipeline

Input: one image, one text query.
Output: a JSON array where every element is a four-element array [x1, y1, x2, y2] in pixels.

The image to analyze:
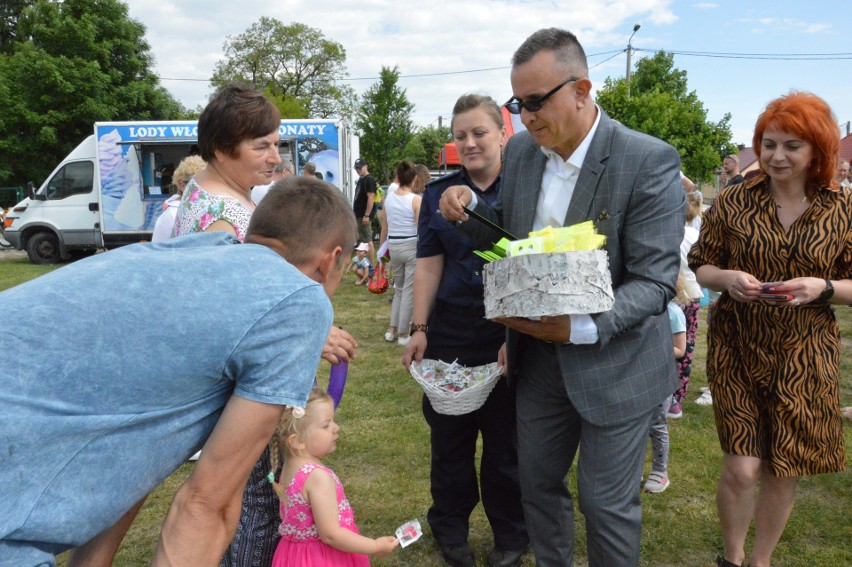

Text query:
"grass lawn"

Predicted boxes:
[[3, 254, 849, 567]]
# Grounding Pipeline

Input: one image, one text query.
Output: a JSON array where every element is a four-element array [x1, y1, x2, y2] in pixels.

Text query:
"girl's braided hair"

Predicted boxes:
[[268, 388, 333, 498]]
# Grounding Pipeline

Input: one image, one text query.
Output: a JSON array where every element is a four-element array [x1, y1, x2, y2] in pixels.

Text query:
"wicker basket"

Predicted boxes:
[[409, 359, 503, 415]]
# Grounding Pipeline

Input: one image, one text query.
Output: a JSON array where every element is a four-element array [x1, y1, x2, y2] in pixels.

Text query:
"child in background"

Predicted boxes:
[[644, 277, 688, 494], [669, 193, 705, 419], [343, 247, 358, 276], [269, 388, 398, 566], [351, 242, 374, 285]]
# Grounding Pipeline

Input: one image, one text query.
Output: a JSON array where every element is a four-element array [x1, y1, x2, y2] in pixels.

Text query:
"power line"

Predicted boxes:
[[635, 47, 852, 61], [589, 50, 626, 70], [156, 49, 627, 84], [155, 48, 852, 86], [158, 77, 210, 82], [347, 65, 506, 81]]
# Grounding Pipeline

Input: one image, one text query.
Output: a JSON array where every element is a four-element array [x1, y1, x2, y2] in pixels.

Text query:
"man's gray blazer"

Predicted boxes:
[[467, 110, 685, 427]]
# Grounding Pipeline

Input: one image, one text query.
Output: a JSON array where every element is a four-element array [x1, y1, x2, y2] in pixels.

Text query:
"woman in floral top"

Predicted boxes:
[[172, 83, 282, 243], [172, 177, 254, 241]]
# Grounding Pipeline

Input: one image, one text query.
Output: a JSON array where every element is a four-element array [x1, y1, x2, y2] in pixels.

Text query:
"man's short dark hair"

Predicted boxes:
[[303, 162, 317, 175], [512, 28, 588, 74], [197, 83, 280, 162], [248, 177, 357, 267]]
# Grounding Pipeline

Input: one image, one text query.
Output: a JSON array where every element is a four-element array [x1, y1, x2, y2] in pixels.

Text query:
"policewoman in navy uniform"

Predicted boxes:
[[402, 94, 528, 567]]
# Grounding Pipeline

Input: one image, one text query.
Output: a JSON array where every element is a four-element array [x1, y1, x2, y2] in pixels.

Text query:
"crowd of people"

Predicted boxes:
[[0, 26, 849, 567]]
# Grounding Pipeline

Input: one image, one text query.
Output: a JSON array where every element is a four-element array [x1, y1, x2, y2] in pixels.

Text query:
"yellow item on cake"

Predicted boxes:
[[506, 221, 606, 257]]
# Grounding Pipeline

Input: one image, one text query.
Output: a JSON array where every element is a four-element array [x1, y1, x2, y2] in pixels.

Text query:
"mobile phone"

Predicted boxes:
[[756, 294, 794, 301], [760, 281, 785, 292]]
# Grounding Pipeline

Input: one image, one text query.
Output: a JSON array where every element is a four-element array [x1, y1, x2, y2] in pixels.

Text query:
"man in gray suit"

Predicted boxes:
[[439, 28, 684, 566]]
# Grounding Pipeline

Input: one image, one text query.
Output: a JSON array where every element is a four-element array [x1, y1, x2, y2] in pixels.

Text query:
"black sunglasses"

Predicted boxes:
[[504, 76, 580, 114]]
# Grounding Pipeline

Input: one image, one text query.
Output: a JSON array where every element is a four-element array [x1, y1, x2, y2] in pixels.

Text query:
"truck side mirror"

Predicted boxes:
[[26, 181, 44, 201]]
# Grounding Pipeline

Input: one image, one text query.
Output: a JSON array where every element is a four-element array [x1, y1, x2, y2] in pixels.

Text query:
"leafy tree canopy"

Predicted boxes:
[[596, 51, 737, 182], [211, 18, 357, 120], [0, 0, 32, 54], [355, 66, 415, 184], [0, 0, 183, 186], [404, 124, 451, 170]]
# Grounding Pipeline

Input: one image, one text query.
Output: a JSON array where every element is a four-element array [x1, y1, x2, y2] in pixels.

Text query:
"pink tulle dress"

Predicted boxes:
[[271, 462, 370, 567]]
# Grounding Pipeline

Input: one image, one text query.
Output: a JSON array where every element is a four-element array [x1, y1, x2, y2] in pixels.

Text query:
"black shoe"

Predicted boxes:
[[716, 556, 743, 567], [440, 543, 475, 567], [488, 547, 528, 567]]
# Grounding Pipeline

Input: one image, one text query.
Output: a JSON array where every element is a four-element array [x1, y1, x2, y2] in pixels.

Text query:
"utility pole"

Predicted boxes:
[[626, 23, 641, 97]]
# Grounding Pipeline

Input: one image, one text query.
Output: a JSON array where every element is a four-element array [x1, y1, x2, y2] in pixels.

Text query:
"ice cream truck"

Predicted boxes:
[[3, 119, 359, 264]]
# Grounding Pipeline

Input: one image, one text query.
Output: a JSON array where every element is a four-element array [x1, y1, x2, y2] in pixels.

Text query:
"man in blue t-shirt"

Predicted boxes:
[[0, 177, 357, 567]]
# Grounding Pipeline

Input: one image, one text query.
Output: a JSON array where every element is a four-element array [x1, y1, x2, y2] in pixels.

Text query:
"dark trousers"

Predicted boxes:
[[423, 304, 528, 551]]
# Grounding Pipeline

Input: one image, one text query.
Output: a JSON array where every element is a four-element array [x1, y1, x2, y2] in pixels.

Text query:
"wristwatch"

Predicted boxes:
[[818, 279, 834, 301], [410, 323, 428, 335]]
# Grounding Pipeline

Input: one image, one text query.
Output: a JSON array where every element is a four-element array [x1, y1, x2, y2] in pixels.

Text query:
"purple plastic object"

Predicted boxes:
[[328, 359, 348, 409]]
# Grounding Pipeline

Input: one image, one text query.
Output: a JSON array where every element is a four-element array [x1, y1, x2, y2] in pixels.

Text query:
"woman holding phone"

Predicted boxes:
[[689, 91, 851, 567]]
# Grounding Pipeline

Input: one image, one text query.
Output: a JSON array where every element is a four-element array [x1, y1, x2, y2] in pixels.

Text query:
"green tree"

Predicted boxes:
[[596, 51, 736, 182], [0, 0, 32, 54], [211, 18, 357, 119], [356, 66, 415, 183], [404, 124, 452, 169], [0, 0, 183, 186], [265, 91, 309, 119]]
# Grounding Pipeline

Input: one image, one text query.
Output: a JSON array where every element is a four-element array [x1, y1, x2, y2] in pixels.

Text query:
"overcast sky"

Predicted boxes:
[[125, 0, 852, 149]]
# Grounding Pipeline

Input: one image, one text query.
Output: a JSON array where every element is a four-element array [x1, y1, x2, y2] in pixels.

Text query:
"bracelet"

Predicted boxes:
[[410, 323, 428, 334]]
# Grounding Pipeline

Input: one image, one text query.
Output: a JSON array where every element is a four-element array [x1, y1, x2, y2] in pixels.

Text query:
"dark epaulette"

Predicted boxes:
[[425, 169, 465, 192]]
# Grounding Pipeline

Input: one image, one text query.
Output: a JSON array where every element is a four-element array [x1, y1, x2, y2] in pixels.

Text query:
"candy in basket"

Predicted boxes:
[[409, 359, 503, 416]]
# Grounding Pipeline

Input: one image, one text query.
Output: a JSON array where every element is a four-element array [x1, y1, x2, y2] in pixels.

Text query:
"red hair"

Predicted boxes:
[[752, 91, 839, 192]]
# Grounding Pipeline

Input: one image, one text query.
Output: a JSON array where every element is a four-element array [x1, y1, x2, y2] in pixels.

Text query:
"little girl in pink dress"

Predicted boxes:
[[269, 389, 398, 566]]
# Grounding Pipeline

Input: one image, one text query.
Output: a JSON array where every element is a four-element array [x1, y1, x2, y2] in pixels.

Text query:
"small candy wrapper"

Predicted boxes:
[[409, 359, 503, 415], [395, 519, 423, 548], [410, 360, 501, 395]]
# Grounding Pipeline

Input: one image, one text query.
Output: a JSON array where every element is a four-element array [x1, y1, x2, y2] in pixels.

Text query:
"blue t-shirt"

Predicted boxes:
[[0, 232, 332, 563], [667, 301, 687, 334]]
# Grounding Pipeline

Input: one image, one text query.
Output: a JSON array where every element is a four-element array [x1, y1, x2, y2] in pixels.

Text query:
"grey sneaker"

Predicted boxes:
[[643, 471, 669, 493]]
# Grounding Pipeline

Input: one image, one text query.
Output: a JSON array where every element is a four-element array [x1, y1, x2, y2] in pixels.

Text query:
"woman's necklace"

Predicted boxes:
[[774, 195, 807, 208]]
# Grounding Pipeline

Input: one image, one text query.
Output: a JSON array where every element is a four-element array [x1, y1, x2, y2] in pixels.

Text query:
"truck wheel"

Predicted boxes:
[[26, 232, 62, 265]]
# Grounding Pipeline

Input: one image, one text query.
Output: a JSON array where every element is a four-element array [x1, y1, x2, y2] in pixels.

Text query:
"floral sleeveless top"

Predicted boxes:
[[171, 178, 253, 242], [278, 463, 360, 540]]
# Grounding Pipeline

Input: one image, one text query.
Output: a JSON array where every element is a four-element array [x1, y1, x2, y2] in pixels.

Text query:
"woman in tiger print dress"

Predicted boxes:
[[689, 91, 851, 567]]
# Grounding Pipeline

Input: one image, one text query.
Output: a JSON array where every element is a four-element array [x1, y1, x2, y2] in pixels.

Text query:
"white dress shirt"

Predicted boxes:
[[532, 108, 602, 344], [533, 108, 601, 232], [468, 107, 603, 344]]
